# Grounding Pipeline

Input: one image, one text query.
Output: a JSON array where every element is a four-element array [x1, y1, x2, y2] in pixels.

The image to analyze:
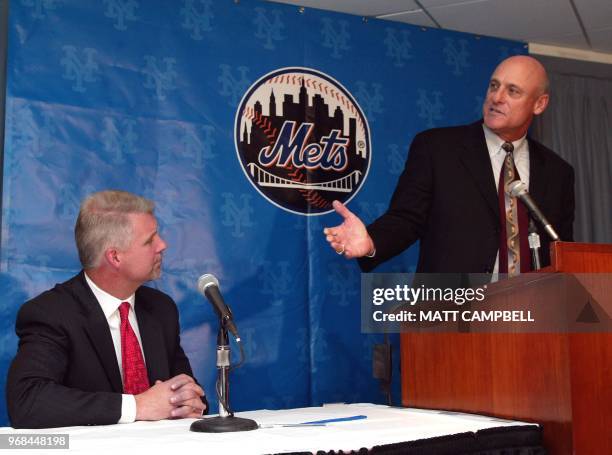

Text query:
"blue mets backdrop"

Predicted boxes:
[[0, 0, 525, 425]]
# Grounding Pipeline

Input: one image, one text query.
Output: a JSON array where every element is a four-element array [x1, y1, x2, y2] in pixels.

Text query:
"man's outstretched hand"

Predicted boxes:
[[323, 200, 375, 259]]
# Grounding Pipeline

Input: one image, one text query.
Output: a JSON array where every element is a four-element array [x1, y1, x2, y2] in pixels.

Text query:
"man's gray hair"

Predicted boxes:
[[75, 190, 155, 269]]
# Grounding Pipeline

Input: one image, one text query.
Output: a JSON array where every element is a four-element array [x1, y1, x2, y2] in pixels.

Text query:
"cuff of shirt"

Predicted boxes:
[[118, 394, 137, 423]]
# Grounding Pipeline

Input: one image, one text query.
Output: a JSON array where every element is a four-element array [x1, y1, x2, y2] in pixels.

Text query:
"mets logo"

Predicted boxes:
[[235, 67, 371, 216]]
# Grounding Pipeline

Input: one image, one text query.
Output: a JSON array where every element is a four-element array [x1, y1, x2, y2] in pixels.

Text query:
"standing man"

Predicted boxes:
[[324, 55, 574, 275], [7, 190, 207, 428]]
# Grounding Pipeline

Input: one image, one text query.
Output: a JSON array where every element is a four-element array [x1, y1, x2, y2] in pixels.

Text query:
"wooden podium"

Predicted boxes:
[[400, 242, 612, 454]]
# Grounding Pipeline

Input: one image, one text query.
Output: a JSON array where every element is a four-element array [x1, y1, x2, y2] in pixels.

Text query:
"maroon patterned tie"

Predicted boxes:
[[119, 302, 149, 395], [498, 142, 531, 276]]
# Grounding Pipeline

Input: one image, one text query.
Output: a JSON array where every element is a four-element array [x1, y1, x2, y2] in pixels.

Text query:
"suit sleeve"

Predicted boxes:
[[168, 302, 195, 378], [167, 300, 209, 414], [358, 132, 433, 271], [6, 301, 122, 429], [559, 164, 575, 242]]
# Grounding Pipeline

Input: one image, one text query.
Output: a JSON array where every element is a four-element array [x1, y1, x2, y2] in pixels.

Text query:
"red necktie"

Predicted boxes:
[[119, 302, 149, 395]]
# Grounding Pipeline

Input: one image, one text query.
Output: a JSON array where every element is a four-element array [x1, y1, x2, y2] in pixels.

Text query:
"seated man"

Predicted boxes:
[[7, 190, 207, 428]]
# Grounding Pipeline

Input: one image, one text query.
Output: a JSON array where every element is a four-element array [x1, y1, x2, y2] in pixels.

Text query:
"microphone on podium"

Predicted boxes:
[[508, 180, 560, 241]]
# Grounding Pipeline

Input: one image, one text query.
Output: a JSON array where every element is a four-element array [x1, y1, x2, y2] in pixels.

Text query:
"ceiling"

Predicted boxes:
[[267, 0, 612, 56]]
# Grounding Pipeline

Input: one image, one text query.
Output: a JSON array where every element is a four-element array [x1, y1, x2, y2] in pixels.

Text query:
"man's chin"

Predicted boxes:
[[483, 116, 506, 133], [150, 268, 162, 281]]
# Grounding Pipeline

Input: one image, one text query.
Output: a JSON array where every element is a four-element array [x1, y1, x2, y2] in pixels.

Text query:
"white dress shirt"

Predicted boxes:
[[482, 124, 530, 278], [84, 273, 147, 423]]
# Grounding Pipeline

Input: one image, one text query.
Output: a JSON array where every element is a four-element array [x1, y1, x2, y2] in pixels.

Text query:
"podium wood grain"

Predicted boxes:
[[401, 242, 612, 455]]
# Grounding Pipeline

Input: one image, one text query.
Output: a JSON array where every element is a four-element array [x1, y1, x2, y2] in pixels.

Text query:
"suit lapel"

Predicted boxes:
[[459, 122, 500, 221], [135, 291, 169, 383], [69, 272, 123, 393], [527, 138, 547, 205]]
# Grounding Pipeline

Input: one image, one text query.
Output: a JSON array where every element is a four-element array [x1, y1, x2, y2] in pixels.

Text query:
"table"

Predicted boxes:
[[0, 403, 541, 454]]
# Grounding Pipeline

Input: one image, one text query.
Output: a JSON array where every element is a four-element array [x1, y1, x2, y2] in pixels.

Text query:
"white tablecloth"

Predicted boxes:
[[0, 403, 538, 454]]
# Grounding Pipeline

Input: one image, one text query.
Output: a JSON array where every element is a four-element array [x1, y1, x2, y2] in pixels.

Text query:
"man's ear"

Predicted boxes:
[[533, 93, 549, 115], [103, 248, 121, 270]]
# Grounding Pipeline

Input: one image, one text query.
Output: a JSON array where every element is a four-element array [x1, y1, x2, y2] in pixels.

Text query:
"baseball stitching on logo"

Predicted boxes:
[[266, 75, 363, 130]]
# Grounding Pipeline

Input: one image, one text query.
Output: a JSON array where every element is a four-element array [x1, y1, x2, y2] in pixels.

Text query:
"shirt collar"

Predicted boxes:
[[482, 124, 527, 158], [84, 272, 135, 320]]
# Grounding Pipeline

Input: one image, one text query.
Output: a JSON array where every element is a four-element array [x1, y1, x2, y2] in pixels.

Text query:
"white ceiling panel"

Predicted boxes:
[[418, 0, 487, 7], [426, 0, 582, 42], [574, 0, 612, 31], [377, 10, 437, 28], [589, 27, 612, 53], [264, 0, 612, 58], [530, 33, 590, 51], [268, 0, 420, 17]]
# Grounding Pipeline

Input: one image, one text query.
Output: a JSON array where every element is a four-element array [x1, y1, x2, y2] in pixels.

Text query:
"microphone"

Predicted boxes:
[[197, 274, 240, 340], [508, 180, 559, 241], [191, 274, 258, 433]]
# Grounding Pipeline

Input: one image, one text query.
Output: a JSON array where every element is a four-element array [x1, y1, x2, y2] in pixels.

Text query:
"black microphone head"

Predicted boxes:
[[508, 180, 527, 198], [196, 273, 240, 339], [197, 273, 219, 295]]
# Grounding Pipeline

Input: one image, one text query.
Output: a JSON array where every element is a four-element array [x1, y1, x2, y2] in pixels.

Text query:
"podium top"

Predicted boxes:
[[546, 241, 612, 272]]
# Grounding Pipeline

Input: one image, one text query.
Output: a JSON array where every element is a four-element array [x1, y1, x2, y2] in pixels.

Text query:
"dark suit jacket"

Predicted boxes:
[[6, 271, 200, 428], [359, 121, 575, 273]]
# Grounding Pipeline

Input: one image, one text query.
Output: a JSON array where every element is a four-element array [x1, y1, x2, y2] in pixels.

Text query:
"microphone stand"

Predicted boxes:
[[190, 321, 258, 433], [528, 218, 542, 271]]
